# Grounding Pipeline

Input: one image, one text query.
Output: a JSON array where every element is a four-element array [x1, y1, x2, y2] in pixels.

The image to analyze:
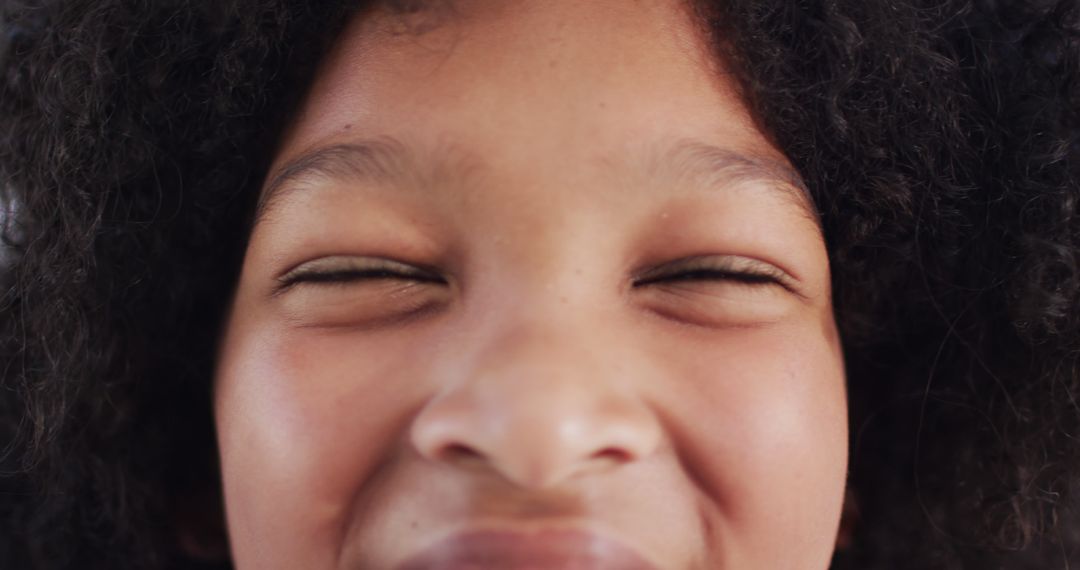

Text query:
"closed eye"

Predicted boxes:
[[275, 256, 446, 294], [634, 268, 782, 287], [632, 256, 795, 292]]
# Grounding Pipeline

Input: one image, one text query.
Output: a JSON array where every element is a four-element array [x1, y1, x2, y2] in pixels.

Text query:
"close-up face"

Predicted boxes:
[[214, 0, 848, 568]]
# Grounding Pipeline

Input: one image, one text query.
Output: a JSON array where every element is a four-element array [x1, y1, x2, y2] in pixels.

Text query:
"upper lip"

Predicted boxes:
[[395, 527, 660, 570]]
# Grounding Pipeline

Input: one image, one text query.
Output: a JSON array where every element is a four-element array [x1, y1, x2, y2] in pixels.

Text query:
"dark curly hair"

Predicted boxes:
[[0, 0, 1077, 568]]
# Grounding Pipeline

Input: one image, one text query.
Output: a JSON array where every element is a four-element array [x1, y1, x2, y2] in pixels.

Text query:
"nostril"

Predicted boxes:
[[440, 443, 484, 464], [591, 447, 632, 463]]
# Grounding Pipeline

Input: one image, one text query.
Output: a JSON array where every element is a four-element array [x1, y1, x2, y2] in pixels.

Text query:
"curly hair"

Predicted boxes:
[[0, 0, 1077, 568]]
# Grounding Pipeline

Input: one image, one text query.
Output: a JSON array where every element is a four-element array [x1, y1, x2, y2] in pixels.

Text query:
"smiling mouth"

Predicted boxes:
[[395, 528, 660, 570]]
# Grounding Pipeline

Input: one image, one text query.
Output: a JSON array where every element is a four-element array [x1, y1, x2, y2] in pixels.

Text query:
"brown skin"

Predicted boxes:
[[214, 0, 848, 568]]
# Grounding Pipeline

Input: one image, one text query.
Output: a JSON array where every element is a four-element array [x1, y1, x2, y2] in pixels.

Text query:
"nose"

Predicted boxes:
[[409, 324, 662, 489]]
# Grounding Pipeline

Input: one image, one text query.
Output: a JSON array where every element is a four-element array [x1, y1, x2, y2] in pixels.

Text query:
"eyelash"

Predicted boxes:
[[633, 268, 782, 287], [275, 260, 446, 294], [281, 268, 444, 286]]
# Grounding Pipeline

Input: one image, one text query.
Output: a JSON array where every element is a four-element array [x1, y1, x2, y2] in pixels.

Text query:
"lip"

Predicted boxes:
[[396, 528, 660, 570]]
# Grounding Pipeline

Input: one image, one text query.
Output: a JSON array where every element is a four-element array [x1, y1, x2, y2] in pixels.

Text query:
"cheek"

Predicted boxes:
[[649, 321, 847, 565], [215, 321, 428, 567]]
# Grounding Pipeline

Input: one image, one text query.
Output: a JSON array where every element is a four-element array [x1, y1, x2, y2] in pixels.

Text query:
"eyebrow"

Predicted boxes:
[[257, 138, 413, 223], [255, 136, 817, 226], [653, 139, 818, 225]]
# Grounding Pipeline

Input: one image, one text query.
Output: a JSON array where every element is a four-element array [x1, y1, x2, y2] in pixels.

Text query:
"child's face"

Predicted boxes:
[[215, 1, 847, 568]]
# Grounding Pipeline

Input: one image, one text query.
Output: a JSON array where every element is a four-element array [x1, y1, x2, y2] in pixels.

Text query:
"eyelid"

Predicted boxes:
[[633, 255, 797, 291], [276, 255, 444, 291]]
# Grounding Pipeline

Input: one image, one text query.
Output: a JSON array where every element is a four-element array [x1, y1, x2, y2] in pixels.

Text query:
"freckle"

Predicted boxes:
[[343, 123, 353, 130]]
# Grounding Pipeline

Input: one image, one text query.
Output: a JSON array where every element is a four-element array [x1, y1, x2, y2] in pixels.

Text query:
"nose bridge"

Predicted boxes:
[[409, 311, 662, 489], [467, 320, 627, 422]]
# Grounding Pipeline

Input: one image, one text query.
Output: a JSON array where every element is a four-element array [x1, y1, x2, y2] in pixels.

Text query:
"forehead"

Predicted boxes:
[[281, 0, 754, 150], [265, 0, 812, 222]]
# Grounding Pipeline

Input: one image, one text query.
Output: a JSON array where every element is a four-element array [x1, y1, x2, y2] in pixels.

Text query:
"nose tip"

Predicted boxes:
[[409, 373, 661, 489]]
